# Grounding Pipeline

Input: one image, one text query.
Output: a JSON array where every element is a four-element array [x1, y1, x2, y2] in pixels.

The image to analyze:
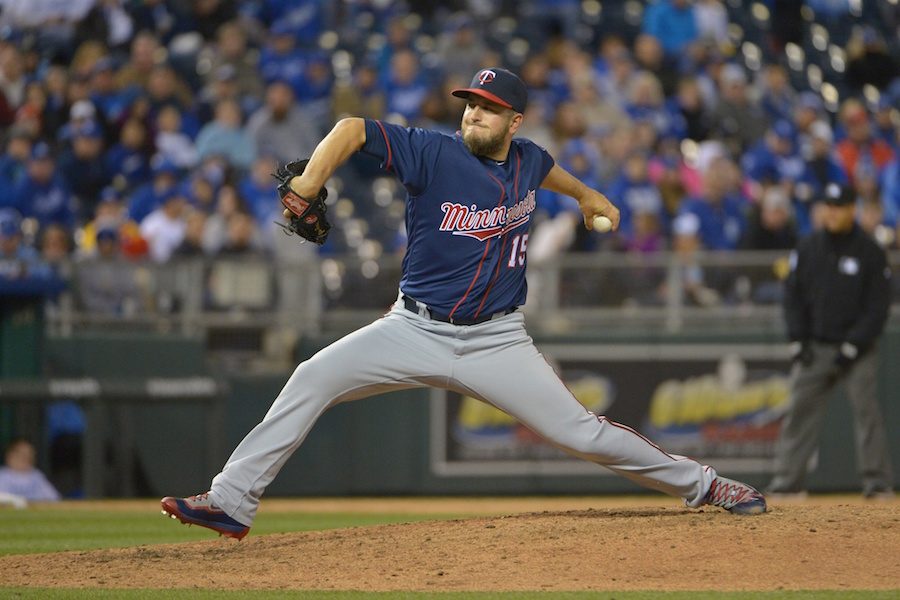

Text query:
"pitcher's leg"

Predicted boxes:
[[211, 311, 447, 525], [845, 351, 894, 493], [454, 323, 713, 506]]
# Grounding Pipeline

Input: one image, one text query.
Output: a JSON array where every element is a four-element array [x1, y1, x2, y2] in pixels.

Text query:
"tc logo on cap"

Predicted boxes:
[[477, 70, 496, 85]]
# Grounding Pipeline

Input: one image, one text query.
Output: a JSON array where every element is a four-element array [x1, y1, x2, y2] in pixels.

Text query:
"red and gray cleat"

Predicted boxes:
[[704, 476, 768, 515], [160, 493, 250, 539]]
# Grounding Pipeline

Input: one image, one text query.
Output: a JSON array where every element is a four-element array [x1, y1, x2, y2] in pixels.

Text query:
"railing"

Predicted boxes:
[[45, 250, 900, 351]]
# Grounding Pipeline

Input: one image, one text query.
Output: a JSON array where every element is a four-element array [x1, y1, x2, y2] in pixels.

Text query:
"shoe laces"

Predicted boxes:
[[706, 478, 756, 508]]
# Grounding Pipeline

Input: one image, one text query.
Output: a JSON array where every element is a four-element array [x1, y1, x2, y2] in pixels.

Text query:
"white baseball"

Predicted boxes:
[[592, 215, 612, 232]]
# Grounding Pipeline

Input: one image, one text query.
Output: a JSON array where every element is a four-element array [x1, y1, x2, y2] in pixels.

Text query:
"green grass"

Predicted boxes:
[[0, 506, 458, 556], [1, 591, 899, 599]]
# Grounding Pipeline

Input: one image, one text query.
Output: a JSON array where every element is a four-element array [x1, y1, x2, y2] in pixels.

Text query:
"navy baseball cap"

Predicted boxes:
[[822, 183, 856, 206], [452, 68, 528, 113]]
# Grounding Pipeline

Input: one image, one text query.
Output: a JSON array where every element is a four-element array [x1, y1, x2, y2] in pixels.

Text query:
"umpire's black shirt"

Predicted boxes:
[[783, 223, 891, 353]]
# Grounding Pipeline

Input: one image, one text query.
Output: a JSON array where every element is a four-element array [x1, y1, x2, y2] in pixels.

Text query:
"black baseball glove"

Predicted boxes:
[[272, 159, 331, 246]]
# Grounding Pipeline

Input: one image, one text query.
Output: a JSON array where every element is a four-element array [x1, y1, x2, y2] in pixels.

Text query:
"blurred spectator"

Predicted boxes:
[[58, 120, 112, 218], [870, 97, 896, 146], [201, 21, 265, 101], [795, 119, 848, 232], [173, 209, 209, 257], [709, 63, 767, 156], [104, 117, 152, 191], [693, 0, 729, 46], [794, 92, 826, 155], [203, 184, 247, 254], [623, 69, 676, 141], [331, 61, 386, 121], [0, 439, 61, 505], [434, 13, 487, 80], [757, 63, 798, 125], [139, 187, 189, 263], [238, 154, 280, 227], [195, 98, 257, 172], [80, 186, 147, 259], [669, 75, 713, 142], [606, 151, 668, 245], [38, 222, 74, 272], [72, 0, 135, 53], [834, 102, 895, 185], [0, 208, 53, 281], [740, 119, 804, 196], [642, 0, 699, 56], [658, 211, 721, 307], [632, 34, 680, 98], [245, 80, 320, 164], [845, 25, 899, 95], [10, 142, 76, 231], [0, 45, 26, 122], [114, 31, 163, 91], [740, 186, 798, 250], [0, 126, 34, 204], [75, 220, 144, 314], [217, 211, 266, 257], [677, 157, 748, 250], [144, 64, 197, 132], [383, 48, 429, 124], [258, 20, 307, 87], [127, 156, 181, 223], [87, 55, 135, 128], [154, 104, 199, 169]]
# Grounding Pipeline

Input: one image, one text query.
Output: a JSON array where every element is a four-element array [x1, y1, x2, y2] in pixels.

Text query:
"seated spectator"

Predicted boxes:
[[139, 188, 189, 263], [606, 150, 668, 245], [709, 63, 767, 156], [127, 156, 181, 223], [76, 222, 145, 314], [740, 119, 806, 200], [217, 211, 267, 257], [758, 63, 798, 124], [201, 21, 265, 103], [383, 48, 429, 124], [80, 186, 147, 259], [104, 117, 151, 192], [0, 208, 50, 280], [677, 157, 748, 250], [173, 209, 209, 258], [38, 222, 74, 273], [740, 186, 798, 250], [245, 80, 319, 164], [835, 101, 895, 185], [0, 439, 61, 505], [331, 61, 386, 121], [657, 212, 721, 307], [154, 105, 198, 170], [194, 98, 257, 172], [58, 120, 112, 219], [641, 0, 699, 57], [0, 126, 34, 204], [238, 154, 280, 230], [10, 142, 76, 231]]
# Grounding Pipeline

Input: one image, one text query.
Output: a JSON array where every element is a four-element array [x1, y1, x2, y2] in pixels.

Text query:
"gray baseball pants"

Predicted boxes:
[[769, 340, 893, 494], [209, 297, 716, 526]]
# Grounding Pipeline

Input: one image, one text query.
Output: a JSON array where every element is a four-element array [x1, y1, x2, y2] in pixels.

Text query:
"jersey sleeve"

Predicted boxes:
[[361, 119, 442, 195]]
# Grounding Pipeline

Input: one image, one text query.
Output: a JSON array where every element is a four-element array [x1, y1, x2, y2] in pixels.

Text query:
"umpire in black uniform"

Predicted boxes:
[[768, 183, 894, 499]]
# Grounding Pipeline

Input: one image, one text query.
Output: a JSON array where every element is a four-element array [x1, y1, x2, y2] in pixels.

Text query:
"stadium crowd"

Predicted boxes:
[[1, 0, 900, 310]]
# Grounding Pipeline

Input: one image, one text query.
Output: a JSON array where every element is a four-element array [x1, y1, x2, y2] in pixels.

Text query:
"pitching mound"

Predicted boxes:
[[2, 500, 898, 591]]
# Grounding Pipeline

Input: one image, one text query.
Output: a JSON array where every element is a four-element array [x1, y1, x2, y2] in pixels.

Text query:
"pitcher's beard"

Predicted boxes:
[[462, 127, 507, 159]]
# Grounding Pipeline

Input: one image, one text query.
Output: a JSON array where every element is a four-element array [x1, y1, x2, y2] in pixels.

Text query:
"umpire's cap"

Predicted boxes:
[[452, 68, 528, 114], [821, 182, 856, 206]]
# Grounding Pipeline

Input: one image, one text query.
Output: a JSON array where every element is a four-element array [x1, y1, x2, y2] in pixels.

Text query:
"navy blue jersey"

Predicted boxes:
[[362, 119, 555, 319]]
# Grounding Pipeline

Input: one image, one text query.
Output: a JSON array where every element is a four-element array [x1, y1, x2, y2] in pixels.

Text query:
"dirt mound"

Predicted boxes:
[[2, 502, 898, 591]]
